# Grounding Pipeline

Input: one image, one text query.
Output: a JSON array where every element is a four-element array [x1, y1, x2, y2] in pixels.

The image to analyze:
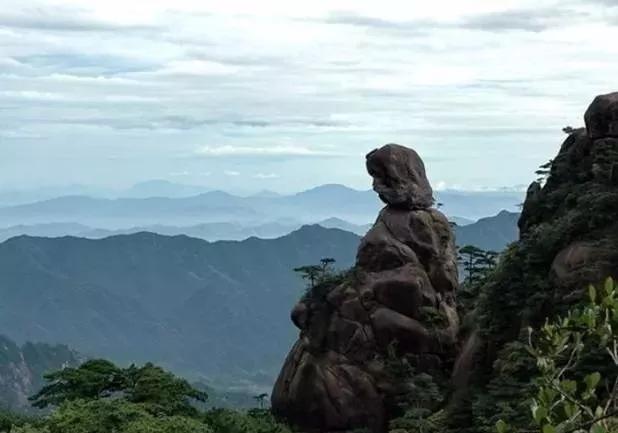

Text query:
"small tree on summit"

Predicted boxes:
[[320, 257, 336, 272], [293, 265, 323, 289], [253, 393, 269, 409], [294, 257, 337, 290]]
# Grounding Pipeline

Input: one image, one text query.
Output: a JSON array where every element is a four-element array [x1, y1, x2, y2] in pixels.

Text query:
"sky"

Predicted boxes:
[[1, 0, 618, 194]]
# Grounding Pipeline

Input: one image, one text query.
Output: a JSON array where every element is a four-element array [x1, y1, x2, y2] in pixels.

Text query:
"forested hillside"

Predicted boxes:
[[0, 225, 359, 389]]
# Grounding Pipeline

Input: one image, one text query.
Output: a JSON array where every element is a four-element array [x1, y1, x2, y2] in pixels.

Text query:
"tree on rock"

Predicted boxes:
[[458, 245, 498, 284]]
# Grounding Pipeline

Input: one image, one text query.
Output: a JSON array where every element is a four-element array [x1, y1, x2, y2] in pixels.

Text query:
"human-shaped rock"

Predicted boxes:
[[272, 144, 459, 433]]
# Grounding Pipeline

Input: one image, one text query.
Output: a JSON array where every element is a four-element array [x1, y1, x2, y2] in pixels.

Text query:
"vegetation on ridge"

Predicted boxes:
[[1, 360, 293, 433]]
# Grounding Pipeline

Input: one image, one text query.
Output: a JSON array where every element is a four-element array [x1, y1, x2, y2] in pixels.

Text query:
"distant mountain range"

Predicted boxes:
[[0, 212, 519, 251], [0, 218, 370, 243], [0, 209, 520, 393], [0, 183, 524, 229], [0, 225, 360, 390]]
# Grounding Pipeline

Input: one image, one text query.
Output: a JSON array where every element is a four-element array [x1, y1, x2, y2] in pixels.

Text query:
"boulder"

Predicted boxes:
[[366, 144, 434, 209], [272, 144, 458, 433], [584, 92, 618, 140]]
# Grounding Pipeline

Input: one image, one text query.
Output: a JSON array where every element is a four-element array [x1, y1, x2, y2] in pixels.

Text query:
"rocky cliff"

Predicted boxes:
[[272, 144, 459, 433], [454, 92, 618, 432], [0, 336, 80, 412]]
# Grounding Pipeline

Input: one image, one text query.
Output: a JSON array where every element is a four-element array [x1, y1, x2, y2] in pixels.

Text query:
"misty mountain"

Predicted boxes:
[[0, 225, 359, 389], [454, 210, 520, 251], [123, 180, 210, 198], [0, 211, 519, 250], [0, 184, 524, 229], [0, 218, 367, 243]]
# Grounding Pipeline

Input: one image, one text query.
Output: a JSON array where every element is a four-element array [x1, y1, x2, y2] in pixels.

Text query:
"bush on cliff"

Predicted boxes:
[[497, 277, 618, 433]]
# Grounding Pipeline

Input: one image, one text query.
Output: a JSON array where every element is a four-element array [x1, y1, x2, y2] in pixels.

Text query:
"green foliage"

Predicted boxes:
[[536, 160, 554, 184], [30, 360, 125, 409], [30, 360, 206, 417], [385, 342, 446, 433], [497, 278, 618, 433], [458, 245, 498, 286], [21, 360, 294, 433], [203, 408, 293, 433], [295, 257, 352, 301], [0, 410, 41, 433], [457, 245, 499, 318], [252, 393, 268, 409], [43, 399, 213, 433], [124, 363, 207, 417]]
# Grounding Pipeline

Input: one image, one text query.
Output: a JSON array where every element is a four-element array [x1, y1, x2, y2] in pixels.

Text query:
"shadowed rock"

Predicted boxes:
[[366, 144, 434, 209], [272, 144, 457, 433], [585, 92, 618, 140], [449, 92, 618, 432]]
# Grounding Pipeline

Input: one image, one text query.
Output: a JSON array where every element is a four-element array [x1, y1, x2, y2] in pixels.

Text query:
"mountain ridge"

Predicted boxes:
[[0, 225, 360, 389]]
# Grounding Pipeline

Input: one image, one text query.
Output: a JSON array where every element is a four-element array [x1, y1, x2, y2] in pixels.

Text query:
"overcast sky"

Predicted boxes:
[[1, 0, 617, 193]]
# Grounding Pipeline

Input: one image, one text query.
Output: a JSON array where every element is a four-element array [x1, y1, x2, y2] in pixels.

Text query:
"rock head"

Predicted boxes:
[[366, 144, 434, 209], [272, 144, 458, 433], [584, 92, 618, 140]]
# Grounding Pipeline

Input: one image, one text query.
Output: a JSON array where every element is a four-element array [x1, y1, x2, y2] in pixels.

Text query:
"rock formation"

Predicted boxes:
[[272, 144, 459, 433], [519, 92, 618, 296], [451, 92, 618, 432]]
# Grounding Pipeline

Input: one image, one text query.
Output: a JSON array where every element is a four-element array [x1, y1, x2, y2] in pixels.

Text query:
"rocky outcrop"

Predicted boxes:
[[454, 92, 618, 432], [0, 336, 80, 411], [518, 92, 618, 298], [272, 144, 458, 433]]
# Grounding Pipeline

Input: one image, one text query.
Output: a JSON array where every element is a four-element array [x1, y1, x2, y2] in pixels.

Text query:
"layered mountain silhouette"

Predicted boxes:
[[0, 208, 518, 394], [0, 184, 524, 229], [0, 211, 519, 251], [0, 225, 359, 389]]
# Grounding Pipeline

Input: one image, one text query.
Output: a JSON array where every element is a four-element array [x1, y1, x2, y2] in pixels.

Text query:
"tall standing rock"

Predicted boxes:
[[272, 144, 459, 433]]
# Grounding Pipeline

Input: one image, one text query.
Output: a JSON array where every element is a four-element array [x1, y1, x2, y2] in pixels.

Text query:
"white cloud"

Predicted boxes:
[[223, 170, 241, 176], [2, 0, 618, 191], [253, 172, 280, 179], [145, 60, 239, 77], [195, 145, 345, 157]]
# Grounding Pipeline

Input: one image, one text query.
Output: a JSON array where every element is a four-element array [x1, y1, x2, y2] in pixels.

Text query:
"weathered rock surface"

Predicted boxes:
[[272, 144, 458, 433], [584, 92, 618, 140], [452, 92, 618, 432], [366, 144, 434, 209]]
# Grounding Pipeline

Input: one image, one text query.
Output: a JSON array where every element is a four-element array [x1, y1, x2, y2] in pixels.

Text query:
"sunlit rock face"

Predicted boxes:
[[272, 144, 458, 433]]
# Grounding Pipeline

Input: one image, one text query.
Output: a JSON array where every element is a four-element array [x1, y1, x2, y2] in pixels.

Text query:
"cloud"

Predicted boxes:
[[460, 8, 580, 32], [0, 129, 44, 139], [15, 54, 156, 75], [0, 8, 158, 33], [169, 171, 191, 177], [318, 11, 434, 34], [253, 173, 280, 179], [1, 0, 613, 193], [144, 60, 239, 77], [195, 145, 346, 158], [49, 115, 348, 132], [320, 7, 585, 34], [224, 170, 241, 176], [585, 0, 618, 5]]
